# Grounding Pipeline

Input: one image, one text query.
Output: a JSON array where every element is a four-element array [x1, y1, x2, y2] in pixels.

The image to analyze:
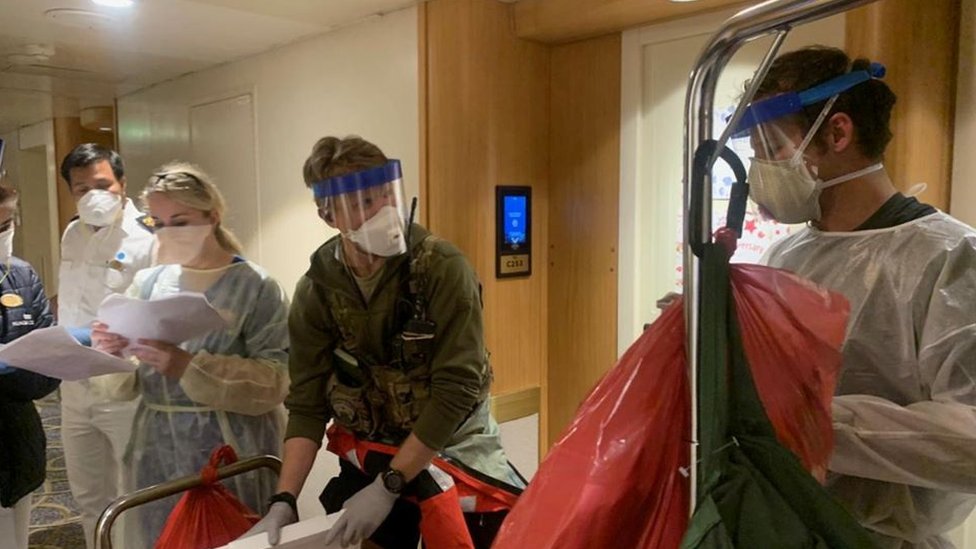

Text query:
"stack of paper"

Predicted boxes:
[[96, 292, 228, 345], [0, 326, 136, 381], [221, 512, 354, 549]]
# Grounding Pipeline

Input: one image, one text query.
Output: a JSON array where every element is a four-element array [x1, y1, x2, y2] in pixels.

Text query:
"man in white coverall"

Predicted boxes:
[[57, 143, 154, 547], [737, 46, 976, 548]]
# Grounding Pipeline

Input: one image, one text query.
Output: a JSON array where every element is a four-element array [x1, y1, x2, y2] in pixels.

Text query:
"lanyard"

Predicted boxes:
[[0, 257, 11, 288]]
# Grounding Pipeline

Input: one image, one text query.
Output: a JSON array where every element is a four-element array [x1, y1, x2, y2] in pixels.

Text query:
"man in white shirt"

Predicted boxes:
[[57, 143, 154, 548]]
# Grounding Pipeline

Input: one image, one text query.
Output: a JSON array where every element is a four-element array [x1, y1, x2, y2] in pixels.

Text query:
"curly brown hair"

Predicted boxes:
[[755, 45, 896, 159]]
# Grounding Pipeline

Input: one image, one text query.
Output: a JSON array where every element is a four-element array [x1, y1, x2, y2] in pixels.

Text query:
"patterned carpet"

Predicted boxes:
[[29, 392, 86, 549]]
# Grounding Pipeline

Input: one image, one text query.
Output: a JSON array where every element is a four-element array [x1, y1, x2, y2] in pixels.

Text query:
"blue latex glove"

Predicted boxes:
[[68, 326, 92, 347], [0, 361, 15, 375]]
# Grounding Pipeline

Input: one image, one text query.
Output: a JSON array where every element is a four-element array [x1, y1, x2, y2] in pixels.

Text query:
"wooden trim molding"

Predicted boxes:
[[491, 386, 541, 423]]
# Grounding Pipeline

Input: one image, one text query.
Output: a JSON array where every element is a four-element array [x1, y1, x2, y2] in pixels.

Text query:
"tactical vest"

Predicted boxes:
[[325, 235, 467, 443]]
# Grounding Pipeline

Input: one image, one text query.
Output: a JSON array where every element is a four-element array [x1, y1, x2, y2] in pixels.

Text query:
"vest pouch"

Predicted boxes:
[[327, 373, 375, 437], [396, 318, 436, 369], [327, 351, 375, 437], [371, 366, 431, 433]]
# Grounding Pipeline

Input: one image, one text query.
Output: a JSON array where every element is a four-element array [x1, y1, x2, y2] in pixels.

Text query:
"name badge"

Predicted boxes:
[[1, 293, 24, 307]]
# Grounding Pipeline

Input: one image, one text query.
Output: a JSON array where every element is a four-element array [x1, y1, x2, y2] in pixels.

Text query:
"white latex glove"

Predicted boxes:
[[323, 475, 398, 547], [240, 501, 297, 545]]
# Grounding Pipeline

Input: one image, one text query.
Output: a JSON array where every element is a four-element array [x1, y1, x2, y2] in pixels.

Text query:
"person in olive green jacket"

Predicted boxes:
[[244, 136, 524, 549]]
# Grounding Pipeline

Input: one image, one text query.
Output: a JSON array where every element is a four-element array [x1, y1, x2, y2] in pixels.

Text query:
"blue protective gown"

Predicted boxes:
[[123, 260, 289, 546]]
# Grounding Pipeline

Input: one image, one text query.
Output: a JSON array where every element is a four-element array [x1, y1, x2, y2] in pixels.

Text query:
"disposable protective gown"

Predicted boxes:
[[763, 212, 976, 549], [123, 260, 289, 546]]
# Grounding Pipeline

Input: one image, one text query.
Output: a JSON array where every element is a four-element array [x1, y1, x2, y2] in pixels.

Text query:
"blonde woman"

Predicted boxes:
[[92, 163, 289, 545]]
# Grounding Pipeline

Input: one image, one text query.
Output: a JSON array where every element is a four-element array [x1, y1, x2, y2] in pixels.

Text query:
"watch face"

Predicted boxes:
[[383, 469, 406, 494]]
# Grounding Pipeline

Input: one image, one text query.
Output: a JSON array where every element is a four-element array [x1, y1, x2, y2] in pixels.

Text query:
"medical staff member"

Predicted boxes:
[[245, 136, 524, 549], [57, 143, 154, 547], [0, 185, 59, 549], [737, 46, 976, 548], [91, 163, 290, 546]]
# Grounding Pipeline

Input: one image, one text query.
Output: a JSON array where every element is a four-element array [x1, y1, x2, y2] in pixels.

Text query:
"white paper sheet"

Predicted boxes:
[[96, 292, 228, 346], [0, 326, 136, 381], [221, 511, 354, 549]]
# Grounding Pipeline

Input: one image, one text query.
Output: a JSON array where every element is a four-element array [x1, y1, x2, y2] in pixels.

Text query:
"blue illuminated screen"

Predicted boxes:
[[503, 195, 527, 246]]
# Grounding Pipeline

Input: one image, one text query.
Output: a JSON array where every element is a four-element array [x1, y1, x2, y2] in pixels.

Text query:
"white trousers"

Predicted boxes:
[[0, 496, 30, 549], [61, 380, 137, 549]]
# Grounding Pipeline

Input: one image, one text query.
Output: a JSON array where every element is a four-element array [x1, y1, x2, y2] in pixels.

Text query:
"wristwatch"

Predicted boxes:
[[381, 468, 406, 495], [268, 491, 299, 516]]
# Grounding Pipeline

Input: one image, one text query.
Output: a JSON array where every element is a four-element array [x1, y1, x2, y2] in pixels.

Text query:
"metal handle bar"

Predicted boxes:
[[94, 454, 283, 549]]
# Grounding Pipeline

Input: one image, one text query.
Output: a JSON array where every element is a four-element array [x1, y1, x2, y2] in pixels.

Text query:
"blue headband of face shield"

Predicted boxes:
[[730, 62, 886, 138], [311, 160, 402, 199]]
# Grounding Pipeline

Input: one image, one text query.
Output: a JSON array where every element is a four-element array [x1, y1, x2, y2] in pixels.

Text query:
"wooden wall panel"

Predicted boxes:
[[547, 34, 621, 447], [53, 117, 116, 235], [846, 0, 961, 210], [424, 0, 550, 400]]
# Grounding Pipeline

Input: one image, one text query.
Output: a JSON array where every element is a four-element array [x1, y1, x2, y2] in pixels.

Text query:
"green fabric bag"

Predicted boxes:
[[681, 242, 876, 549]]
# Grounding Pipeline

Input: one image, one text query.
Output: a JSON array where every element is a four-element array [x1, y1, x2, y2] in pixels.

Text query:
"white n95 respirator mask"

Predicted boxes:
[[345, 205, 407, 258], [78, 190, 123, 227]]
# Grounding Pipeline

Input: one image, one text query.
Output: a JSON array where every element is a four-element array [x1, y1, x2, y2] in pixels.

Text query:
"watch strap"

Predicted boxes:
[[268, 491, 299, 517]]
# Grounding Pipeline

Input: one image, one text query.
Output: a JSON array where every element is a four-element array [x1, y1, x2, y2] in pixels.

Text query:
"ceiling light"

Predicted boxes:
[[45, 8, 115, 28], [91, 0, 134, 7]]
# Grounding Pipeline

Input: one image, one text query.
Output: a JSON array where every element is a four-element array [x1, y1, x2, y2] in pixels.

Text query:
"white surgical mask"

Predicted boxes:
[[0, 227, 13, 263], [77, 190, 123, 227], [345, 205, 407, 257], [155, 224, 213, 265]]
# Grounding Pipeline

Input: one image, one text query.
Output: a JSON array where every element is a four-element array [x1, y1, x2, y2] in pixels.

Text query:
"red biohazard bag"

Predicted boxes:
[[154, 445, 260, 549], [492, 264, 848, 549], [494, 303, 691, 549], [731, 264, 847, 480]]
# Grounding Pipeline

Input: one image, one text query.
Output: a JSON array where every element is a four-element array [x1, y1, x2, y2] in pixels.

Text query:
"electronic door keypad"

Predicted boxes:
[[496, 185, 531, 278]]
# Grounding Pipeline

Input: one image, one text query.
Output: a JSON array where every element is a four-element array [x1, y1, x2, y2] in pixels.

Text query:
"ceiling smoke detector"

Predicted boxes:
[[44, 8, 116, 29]]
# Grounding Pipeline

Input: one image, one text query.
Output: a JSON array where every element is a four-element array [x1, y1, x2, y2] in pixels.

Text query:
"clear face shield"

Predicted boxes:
[[312, 160, 409, 258], [730, 98, 837, 224], [729, 62, 886, 224]]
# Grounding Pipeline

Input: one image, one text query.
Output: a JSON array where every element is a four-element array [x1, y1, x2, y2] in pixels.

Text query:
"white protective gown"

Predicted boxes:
[[763, 212, 976, 549], [57, 199, 155, 548], [123, 260, 290, 546]]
